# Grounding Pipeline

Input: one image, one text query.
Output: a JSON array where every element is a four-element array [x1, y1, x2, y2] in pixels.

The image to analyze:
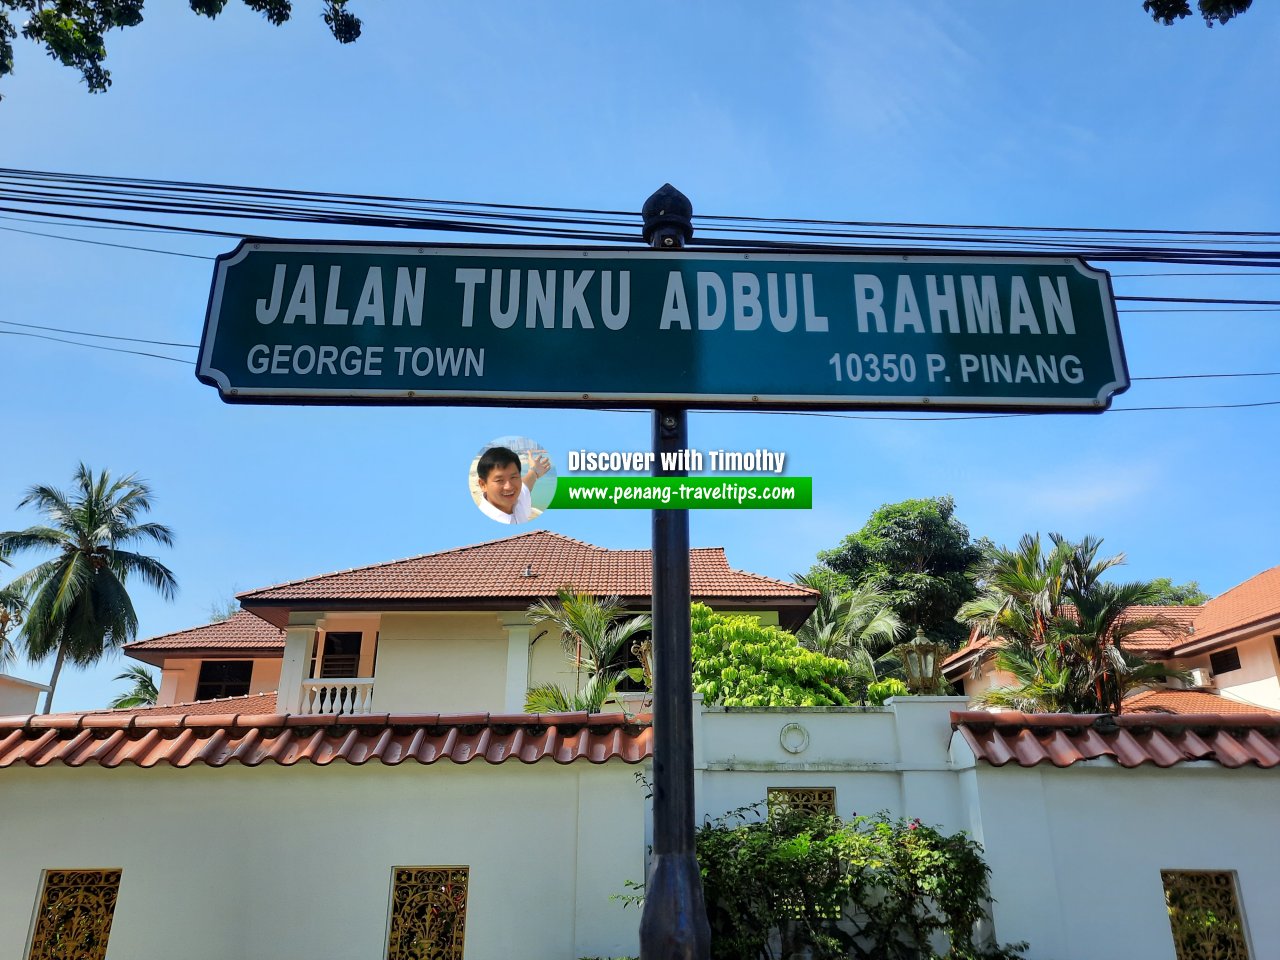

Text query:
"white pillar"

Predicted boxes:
[[276, 617, 319, 714], [500, 615, 532, 713]]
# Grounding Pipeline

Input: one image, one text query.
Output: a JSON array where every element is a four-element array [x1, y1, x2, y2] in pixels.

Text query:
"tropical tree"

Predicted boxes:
[[958, 533, 1185, 715], [0, 464, 177, 713], [1148, 577, 1210, 606], [793, 569, 904, 696], [1, 1, 363, 100], [691, 604, 852, 707], [523, 588, 650, 714], [818, 496, 986, 647], [109, 663, 158, 709], [0, 556, 27, 666]]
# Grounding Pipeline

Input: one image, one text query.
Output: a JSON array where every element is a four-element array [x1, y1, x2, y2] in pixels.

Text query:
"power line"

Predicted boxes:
[[0, 330, 194, 364], [739, 398, 1280, 422], [0, 224, 215, 260], [1131, 371, 1280, 381], [6, 166, 1280, 240], [1111, 270, 1280, 278], [6, 167, 1280, 266], [0, 319, 198, 348], [1116, 295, 1280, 306]]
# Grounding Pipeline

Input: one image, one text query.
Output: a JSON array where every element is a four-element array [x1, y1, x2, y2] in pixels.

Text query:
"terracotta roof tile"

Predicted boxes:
[[1124, 688, 1280, 716], [239, 530, 814, 605], [58, 692, 283, 719], [952, 710, 1280, 769], [0, 711, 651, 768], [943, 605, 1200, 675], [1171, 564, 1280, 651], [123, 611, 284, 657]]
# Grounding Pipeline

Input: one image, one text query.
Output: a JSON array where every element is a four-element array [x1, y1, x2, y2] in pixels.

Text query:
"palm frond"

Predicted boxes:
[[109, 664, 158, 709], [112, 550, 178, 601]]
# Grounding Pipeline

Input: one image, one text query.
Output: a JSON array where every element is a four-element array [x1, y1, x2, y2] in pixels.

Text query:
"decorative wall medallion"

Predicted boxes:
[[779, 722, 809, 754]]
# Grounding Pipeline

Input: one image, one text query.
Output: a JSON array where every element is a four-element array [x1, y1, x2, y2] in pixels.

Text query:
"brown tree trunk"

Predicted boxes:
[[41, 644, 66, 715]]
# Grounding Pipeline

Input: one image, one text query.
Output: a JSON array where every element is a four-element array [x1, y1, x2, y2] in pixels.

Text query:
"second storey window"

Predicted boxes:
[[194, 660, 253, 701], [319, 631, 363, 678], [1210, 647, 1242, 676]]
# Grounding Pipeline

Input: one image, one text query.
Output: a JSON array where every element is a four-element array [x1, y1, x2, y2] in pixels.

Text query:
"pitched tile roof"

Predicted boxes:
[[1169, 564, 1280, 654], [952, 710, 1280, 769], [1124, 688, 1280, 717], [238, 530, 816, 626], [62, 692, 282, 719], [0, 710, 651, 768], [123, 611, 284, 664], [942, 605, 1200, 676]]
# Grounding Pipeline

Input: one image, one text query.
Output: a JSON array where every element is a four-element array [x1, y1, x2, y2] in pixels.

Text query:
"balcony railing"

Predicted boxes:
[[299, 678, 375, 715]]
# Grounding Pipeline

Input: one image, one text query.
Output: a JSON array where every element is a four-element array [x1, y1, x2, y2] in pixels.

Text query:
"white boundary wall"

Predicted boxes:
[[3, 699, 1277, 960], [0, 762, 643, 960]]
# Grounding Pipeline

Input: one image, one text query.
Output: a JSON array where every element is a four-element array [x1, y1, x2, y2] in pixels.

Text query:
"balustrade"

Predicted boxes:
[[299, 678, 375, 715]]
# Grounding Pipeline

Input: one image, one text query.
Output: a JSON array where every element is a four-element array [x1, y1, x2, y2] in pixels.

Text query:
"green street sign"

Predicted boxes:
[[198, 242, 1128, 411]]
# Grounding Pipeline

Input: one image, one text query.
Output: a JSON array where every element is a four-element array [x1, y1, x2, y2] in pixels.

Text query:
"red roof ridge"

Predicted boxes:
[[87, 691, 281, 716], [236, 530, 611, 600], [0, 709, 653, 768], [950, 708, 1280, 769]]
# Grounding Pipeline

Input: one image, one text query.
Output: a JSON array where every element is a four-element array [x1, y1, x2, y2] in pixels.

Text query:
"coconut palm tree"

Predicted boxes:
[[0, 465, 176, 713], [959, 533, 1184, 715], [0, 557, 27, 667], [793, 569, 904, 694], [109, 664, 159, 709], [523, 588, 650, 714]]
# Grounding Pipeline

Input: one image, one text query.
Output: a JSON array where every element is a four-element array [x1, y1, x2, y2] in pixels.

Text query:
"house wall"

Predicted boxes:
[[375, 613, 508, 713], [0, 760, 644, 960], [0, 675, 45, 716], [1181, 630, 1280, 710], [955, 754, 1280, 960], [160, 657, 281, 705], [955, 666, 1018, 702]]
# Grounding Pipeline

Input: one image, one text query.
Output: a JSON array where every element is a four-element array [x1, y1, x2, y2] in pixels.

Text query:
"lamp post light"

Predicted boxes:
[[897, 627, 949, 696]]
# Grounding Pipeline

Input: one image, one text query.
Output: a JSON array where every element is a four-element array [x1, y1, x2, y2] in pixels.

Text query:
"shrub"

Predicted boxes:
[[691, 603, 852, 707], [696, 806, 1027, 960]]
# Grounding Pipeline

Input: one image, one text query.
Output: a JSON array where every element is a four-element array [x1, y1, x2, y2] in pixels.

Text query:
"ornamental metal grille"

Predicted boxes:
[[767, 787, 837, 817], [27, 869, 122, 960], [387, 866, 469, 960], [1162, 870, 1251, 960]]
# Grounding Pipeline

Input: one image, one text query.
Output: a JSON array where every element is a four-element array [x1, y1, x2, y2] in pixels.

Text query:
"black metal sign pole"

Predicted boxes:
[[639, 185, 711, 960]]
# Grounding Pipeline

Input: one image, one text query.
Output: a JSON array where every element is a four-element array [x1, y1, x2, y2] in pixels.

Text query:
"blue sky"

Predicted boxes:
[[2, 2, 1278, 712]]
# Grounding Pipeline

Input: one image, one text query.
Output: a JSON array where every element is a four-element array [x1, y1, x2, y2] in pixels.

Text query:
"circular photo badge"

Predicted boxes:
[[469, 436, 556, 525]]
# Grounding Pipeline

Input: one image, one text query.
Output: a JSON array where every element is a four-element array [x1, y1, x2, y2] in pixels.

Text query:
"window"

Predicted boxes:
[[767, 787, 837, 817], [1162, 870, 1251, 960], [319, 632, 362, 679], [1210, 647, 1242, 676], [27, 869, 122, 960], [387, 866, 469, 960], [194, 661, 253, 701]]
